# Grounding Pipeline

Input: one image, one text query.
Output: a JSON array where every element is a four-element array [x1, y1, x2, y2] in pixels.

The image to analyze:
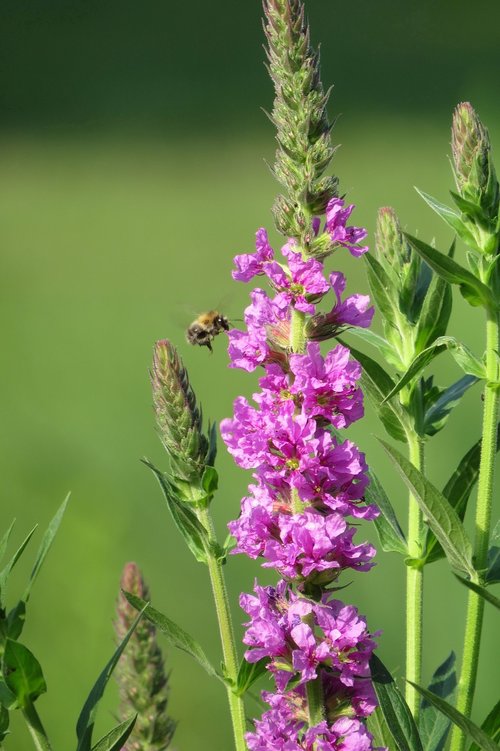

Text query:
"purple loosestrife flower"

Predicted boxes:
[[223, 204, 379, 745], [325, 198, 369, 257]]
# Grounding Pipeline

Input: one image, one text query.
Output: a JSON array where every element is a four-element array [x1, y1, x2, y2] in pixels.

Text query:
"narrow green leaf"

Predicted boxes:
[[425, 427, 500, 564], [379, 440, 475, 577], [344, 327, 404, 370], [235, 657, 269, 697], [419, 652, 456, 751], [408, 682, 500, 751], [384, 337, 485, 404], [366, 470, 408, 555], [24, 494, 70, 603], [486, 521, 500, 584], [123, 592, 220, 681], [0, 527, 38, 607], [76, 606, 145, 751], [382, 341, 449, 403], [364, 254, 403, 334], [454, 575, 500, 610], [415, 189, 480, 250], [144, 460, 209, 564], [2, 640, 47, 708], [341, 343, 409, 443], [367, 706, 397, 751], [424, 375, 478, 437], [91, 715, 137, 751], [370, 654, 424, 751], [0, 521, 16, 567], [469, 699, 500, 751], [449, 190, 485, 224], [416, 241, 454, 353], [404, 233, 494, 309]]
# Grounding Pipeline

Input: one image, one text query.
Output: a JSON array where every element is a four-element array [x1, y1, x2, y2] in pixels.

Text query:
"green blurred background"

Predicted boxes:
[[1, 1, 499, 748]]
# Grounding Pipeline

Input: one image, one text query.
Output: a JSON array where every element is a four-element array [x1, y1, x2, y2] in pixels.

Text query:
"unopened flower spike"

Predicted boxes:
[[115, 562, 176, 751], [264, 0, 338, 248], [151, 339, 215, 483]]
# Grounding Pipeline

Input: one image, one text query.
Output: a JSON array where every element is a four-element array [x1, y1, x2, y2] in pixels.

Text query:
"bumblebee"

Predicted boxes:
[[186, 310, 230, 352]]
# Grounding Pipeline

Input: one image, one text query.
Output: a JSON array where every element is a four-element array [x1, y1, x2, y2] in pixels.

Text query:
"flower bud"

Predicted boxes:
[[452, 102, 500, 225], [452, 103, 490, 196], [375, 207, 424, 323], [375, 207, 410, 267], [152, 339, 212, 482]]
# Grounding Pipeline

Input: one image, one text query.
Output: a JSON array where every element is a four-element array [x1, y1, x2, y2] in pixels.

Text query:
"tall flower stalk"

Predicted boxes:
[[220, 1, 380, 746], [446, 103, 500, 751]]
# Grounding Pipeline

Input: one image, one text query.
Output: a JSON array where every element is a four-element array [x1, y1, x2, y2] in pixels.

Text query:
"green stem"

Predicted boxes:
[[198, 507, 247, 751], [405, 430, 425, 722], [22, 700, 53, 751], [450, 308, 499, 751]]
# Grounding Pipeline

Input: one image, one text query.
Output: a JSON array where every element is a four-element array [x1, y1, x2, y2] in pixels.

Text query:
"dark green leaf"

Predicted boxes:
[[419, 652, 456, 751], [454, 575, 500, 610], [123, 593, 220, 681], [408, 682, 500, 751], [0, 527, 37, 608], [416, 241, 454, 353], [424, 376, 479, 437], [0, 703, 9, 741], [0, 680, 18, 710], [366, 470, 407, 555], [341, 343, 409, 443], [370, 654, 424, 751], [201, 466, 218, 496], [486, 521, 500, 584], [404, 234, 494, 309], [2, 640, 46, 708], [425, 427, 500, 563], [379, 440, 475, 577], [143, 460, 209, 564], [469, 699, 500, 751], [91, 715, 137, 751], [76, 606, 145, 751], [235, 657, 269, 697], [6, 601, 26, 640], [415, 190, 481, 250], [206, 421, 218, 467], [24, 494, 70, 603], [367, 706, 397, 751]]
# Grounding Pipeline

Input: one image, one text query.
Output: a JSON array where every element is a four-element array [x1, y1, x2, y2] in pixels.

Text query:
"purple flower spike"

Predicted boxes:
[[224, 207, 378, 744], [325, 198, 369, 257]]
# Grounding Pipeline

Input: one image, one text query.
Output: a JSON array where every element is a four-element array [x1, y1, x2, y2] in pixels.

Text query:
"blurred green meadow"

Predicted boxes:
[[1, 1, 499, 749]]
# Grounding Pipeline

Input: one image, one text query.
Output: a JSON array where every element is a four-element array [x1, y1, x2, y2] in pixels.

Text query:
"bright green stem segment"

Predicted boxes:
[[405, 431, 425, 722], [291, 307, 306, 353], [450, 309, 499, 751], [22, 700, 53, 751], [198, 507, 247, 751]]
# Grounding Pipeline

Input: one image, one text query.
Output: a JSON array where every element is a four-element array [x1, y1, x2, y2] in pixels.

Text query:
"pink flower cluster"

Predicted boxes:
[[222, 199, 379, 750]]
